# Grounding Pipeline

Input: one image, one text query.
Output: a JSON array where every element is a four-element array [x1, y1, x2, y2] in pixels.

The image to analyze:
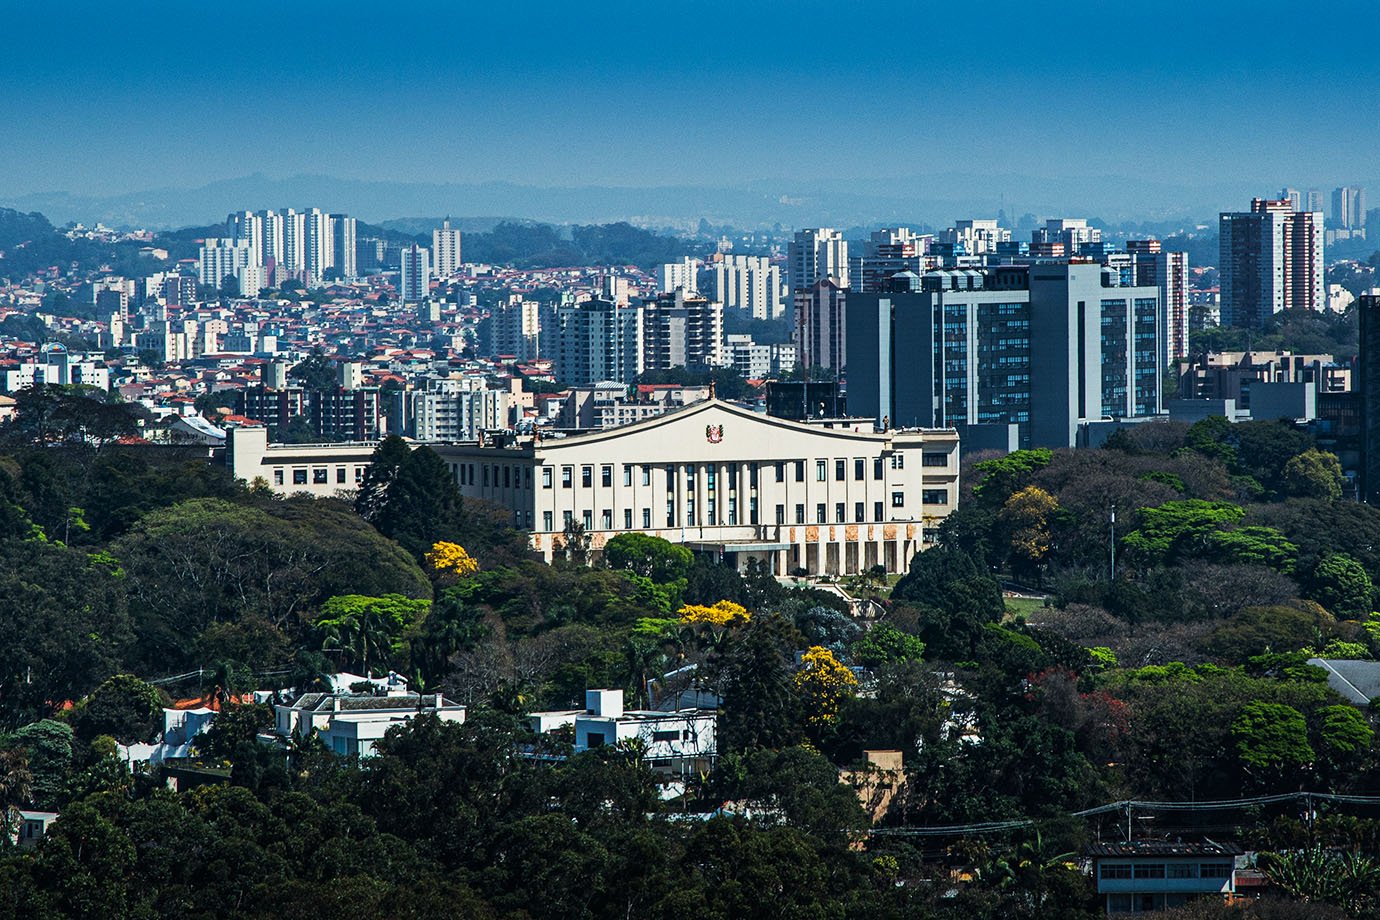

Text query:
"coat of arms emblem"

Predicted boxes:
[[705, 424, 724, 443]]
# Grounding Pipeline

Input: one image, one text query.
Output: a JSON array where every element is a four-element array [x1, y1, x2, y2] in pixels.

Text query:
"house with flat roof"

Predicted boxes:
[[274, 691, 465, 757], [530, 689, 716, 778], [1087, 840, 1244, 914]]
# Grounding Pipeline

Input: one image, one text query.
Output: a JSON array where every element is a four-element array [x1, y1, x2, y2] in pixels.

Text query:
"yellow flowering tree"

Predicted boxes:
[[677, 599, 749, 628], [794, 645, 857, 726], [424, 541, 479, 583]]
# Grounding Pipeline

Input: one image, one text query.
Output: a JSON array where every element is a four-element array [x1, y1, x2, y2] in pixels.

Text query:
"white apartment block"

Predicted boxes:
[[788, 228, 849, 292], [433, 220, 462, 277], [657, 257, 701, 294], [436, 399, 959, 576], [706, 254, 783, 320], [942, 219, 1011, 255], [198, 239, 254, 288], [2, 347, 110, 392]]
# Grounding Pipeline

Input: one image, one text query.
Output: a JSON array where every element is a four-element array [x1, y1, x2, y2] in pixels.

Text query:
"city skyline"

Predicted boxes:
[[4, 0, 1380, 226]]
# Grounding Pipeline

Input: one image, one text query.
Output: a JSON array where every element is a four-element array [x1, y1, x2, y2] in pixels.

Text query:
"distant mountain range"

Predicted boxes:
[[1, 172, 1357, 232]]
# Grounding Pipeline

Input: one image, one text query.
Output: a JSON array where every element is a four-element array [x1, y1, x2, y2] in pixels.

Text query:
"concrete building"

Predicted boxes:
[[657, 257, 701, 294], [400, 243, 431, 303], [435, 398, 959, 576], [1332, 186, 1367, 230], [2, 345, 110, 392], [331, 214, 357, 279], [642, 290, 724, 371], [1033, 218, 1101, 252], [1087, 841, 1243, 914], [1360, 292, 1380, 504], [487, 296, 542, 360], [788, 228, 848, 293], [433, 219, 462, 277], [395, 378, 510, 441], [1128, 239, 1190, 363], [794, 279, 847, 375], [303, 208, 335, 284], [555, 298, 642, 385], [530, 689, 716, 778], [1220, 198, 1325, 327], [275, 691, 465, 758], [939, 219, 1011, 256], [237, 386, 381, 441], [705, 254, 782, 320], [850, 227, 933, 293], [846, 262, 1162, 449], [198, 239, 254, 289]]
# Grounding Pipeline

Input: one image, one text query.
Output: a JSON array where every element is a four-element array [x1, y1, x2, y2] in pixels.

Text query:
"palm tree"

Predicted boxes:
[[1260, 846, 1380, 913]]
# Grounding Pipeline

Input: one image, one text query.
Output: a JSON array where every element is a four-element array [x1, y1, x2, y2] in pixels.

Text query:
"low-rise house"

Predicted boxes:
[[839, 750, 906, 824], [1087, 840, 1244, 914], [9, 810, 59, 849], [274, 691, 465, 757], [531, 689, 716, 777]]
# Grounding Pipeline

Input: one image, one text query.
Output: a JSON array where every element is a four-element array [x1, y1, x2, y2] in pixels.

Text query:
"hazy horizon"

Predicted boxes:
[[4, 0, 1379, 218]]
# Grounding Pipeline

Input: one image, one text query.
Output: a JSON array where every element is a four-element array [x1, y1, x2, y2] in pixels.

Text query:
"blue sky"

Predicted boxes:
[[3, 0, 1378, 199]]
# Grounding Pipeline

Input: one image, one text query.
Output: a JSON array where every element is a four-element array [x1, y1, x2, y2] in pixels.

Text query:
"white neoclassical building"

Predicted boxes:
[[224, 399, 961, 576], [434, 399, 958, 576]]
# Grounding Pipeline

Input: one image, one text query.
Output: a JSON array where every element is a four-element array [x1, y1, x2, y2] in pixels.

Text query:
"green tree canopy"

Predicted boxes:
[[1232, 700, 1313, 773]]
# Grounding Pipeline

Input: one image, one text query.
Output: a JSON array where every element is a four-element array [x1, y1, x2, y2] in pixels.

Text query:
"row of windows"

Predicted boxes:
[[1099, 862, 1233, 880], [535, 455, 946, 491], [537, 489, 950, 532], [272, 466, 365, 487], [458, 462, 532, 491]]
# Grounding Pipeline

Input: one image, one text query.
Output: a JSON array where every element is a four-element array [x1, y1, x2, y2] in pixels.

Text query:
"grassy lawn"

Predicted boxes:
[[1004, 595, 1050, 619]]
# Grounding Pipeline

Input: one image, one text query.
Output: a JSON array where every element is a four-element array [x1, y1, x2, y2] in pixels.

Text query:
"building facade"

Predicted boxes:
[[555, 298, 642, 385], [847, 262, 1162, 449], [642, 290, 724, 371], [1128, 239, 1190, 363], [432, 219, 462, 277], [435, 398, 959, 576], [788, 227, 848, 293], [400, 243, 431, 303], [850, 227, 933, 293], [705, 254, 782, 320], [794, 279, 847, 375], [1220, 198, 1325, 327]]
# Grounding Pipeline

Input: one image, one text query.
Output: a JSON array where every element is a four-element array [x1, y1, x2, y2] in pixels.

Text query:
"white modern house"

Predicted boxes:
[[119, 706, 218, 768], [530, 689, 716, 777], [274, 691, 465, 757]]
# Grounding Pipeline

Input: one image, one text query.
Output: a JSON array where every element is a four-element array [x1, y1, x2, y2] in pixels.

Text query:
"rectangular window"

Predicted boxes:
[[835, 459, 846, 481], [854, 458, 865, 480], [685, 464, 696, 486], [642, 508, 651, 528], [1167, 864, 1198, 879], [665, 465, 676, 489], [624, 508, 632, 529], [874, 501, 883, 520], [525, 467, 531, 488], [854, 502, 864, 522], [795, 460, 805, 482], [686, 498, 695, 525], [816, 503, 826, 524], [891, 453, 905, 469], [313, 469, 327, 484], [835, 502, 845, 523], [891, 491, 905, 507], [873, 457, 884, 480], [922, 489, 949, 505], [355, 467, 365, 483], [563, 510, 574, 527], [274, 469, 284, 486], [922, 452, 948, 467], [504, 466, 511, 488], [582, 510, 592, 530], [623, 466, 632, 487], [543, 511, 553, 531], [1199, 863, 1233, 879], [651, 730, 679, 743], [775, 504, 785, 525], [336, 468, 346, 484], [775, 461, 785, 483], [602, 465, 613, 487], [666, 501, 675, 527], [707, 466, 716, 490], [750, 463, 759, 488], [641, 466, 651, 486], [1133, 864, 1166, 880], [582, 466, 593, 488], [543, 467, 553, 488], [728, 497, 738, 525], [292, 469, 307, 485], [815, 460, 827, 481], [707, 498, 717, 525], [601, 509, 612, 529], [562, 466, 573, 488], [795, 503, 805, 524], [1099, 864, 1133, 880], [750, 497, 759, 525]]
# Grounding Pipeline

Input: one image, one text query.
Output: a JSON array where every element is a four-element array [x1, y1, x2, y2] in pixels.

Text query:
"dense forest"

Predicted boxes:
[[1, 387, 1380, 917]]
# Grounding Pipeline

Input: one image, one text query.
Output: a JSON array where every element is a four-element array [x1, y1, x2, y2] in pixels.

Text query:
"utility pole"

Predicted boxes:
[[1109, 504, 1117, 582]]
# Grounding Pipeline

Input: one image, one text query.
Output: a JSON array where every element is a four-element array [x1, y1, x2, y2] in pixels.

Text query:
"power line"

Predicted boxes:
[[868, 791, 1380, 838]]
